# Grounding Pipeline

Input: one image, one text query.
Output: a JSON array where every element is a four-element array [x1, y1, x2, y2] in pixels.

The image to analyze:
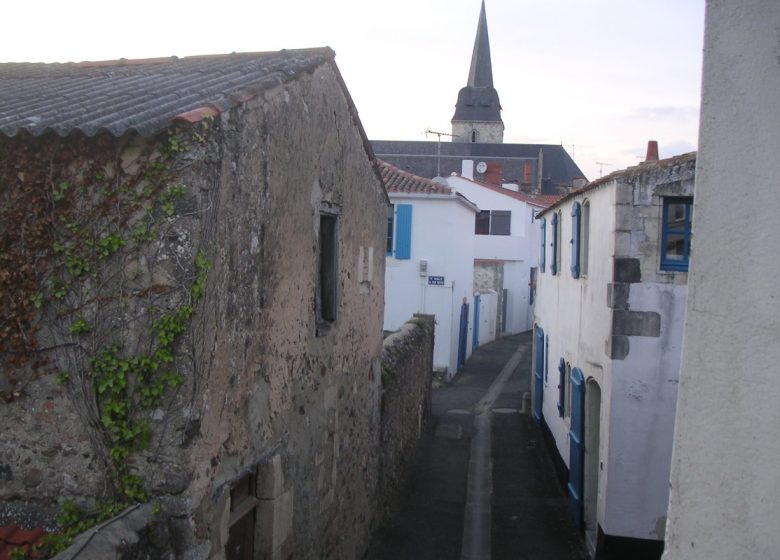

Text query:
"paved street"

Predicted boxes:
[[366, 333, 588, 560]]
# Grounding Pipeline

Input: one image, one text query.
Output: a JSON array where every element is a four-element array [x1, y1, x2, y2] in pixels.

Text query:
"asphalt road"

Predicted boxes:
[[366, 332, 588, 560]]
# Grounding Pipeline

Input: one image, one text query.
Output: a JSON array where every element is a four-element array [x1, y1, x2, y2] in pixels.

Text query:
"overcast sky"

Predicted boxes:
[[3, 0, 705, 181]]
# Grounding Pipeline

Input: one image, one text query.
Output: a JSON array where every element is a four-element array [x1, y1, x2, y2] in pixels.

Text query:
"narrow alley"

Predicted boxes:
[[366, 333, 588, 560]]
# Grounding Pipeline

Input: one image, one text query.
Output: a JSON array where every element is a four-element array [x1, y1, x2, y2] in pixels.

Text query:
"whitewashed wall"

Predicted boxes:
[[663, 2, 780, 558], [384, 194, 476, 378], [446, 175, 541, 334], [536, 184, 615, 537], [535, 167, 692, 541]]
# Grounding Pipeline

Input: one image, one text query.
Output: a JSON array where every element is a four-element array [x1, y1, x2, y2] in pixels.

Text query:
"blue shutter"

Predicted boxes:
[[551, 213, 558, 276], [571, 202, 581, 278], [533, 326, 545, 424], [568, 367, 586, 528], [540, 218, 546, 272], [557, 357, 566, 417], [395, 204, 412, 260]]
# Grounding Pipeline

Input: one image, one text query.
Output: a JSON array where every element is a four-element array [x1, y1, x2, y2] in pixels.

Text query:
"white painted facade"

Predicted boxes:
[[534, 154, 695, 551], [446, 173, 544, 335], [663, 3, 780, 558], [384, 192, 477, 378]]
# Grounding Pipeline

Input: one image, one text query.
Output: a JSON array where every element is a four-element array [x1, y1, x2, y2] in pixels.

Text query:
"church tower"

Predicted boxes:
[[451, 1, 504, 143]]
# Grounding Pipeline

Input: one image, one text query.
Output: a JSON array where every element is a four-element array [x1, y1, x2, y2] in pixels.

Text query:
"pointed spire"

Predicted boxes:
[[467, 1, 494, 88]]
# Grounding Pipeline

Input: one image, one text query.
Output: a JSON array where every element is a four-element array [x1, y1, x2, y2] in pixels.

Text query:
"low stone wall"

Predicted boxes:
[[377, 314, 434, 518], [51, 504, 179, 560]]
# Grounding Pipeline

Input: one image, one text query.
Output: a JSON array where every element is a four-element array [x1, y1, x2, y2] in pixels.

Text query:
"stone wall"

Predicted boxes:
[[0, 60, 389, 559], [376, 315, 434, 518]]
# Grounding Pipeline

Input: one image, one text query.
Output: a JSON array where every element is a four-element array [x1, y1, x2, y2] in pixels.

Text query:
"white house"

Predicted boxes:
[[446, 164, 559, 336], [533, 149, 696, 559], [663, 2, 780, 558], [381, 161, 478, 379]]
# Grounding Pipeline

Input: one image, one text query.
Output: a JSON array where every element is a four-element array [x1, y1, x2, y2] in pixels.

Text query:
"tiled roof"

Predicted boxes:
[[537, 151, 697, 218], [0, 525, 46, 560], [378, 159, 453, 195], [0, 48, 334, 138], [452, 174, 561, 208]]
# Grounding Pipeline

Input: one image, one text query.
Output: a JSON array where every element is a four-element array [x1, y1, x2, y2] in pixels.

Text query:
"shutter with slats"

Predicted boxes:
[[571, 202, 581, 278], [394, 204, 412, 260], [540, 218, 546, 272]]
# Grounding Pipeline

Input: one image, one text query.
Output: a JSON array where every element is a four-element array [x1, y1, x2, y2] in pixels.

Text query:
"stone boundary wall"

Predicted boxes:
[[51, 504, 180, 560], [376, 314, 434, 519]]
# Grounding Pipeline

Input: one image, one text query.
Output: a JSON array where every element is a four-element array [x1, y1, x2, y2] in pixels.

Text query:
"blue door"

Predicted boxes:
[[533, 326, 545, 424], [457, 303, 469, 371], [472, 295, 481, 350], [568, 367, 585, 529]]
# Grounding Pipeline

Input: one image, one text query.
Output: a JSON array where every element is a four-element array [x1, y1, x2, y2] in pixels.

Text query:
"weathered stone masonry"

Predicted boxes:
[[1, 55, 390, 560]]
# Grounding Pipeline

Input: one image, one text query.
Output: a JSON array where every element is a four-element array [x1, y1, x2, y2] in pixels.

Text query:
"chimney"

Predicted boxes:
[[462, 159, 474, 180], [644, 140, 659, 162], [523, 161, 532, 185], [484, 162, 502, 185]]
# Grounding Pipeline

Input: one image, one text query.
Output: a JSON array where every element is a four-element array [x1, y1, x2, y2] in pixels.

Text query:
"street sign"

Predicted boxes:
[[428, 275, 445, 286]]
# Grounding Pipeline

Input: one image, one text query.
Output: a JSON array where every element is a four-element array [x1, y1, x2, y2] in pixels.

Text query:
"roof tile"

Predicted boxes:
[[378, 159, 453, 195], [0, 48, 335, 138]]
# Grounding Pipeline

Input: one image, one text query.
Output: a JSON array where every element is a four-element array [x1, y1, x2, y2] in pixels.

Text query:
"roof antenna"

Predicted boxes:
[[425, 128, 454, 177]]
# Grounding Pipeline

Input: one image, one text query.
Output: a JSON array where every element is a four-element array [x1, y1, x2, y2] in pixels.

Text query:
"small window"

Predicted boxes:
[[661, 197, 693, 271], [529, 267, 538, 304], [564, 362, 572, 419], [475, 210, 490, 235], [317, 211, 338, 331], [557, 357, 566, 417], [555, 211, 562, 275], [491, 210, 511, 235], [550, 212, 559, 275], [476, 210, 511, 236], [582, 201, 590, 276], [471, 130, 478, 143], [544, 336, 549, 383], [539, 218, 546, 272], [386, 204, 394, 255]]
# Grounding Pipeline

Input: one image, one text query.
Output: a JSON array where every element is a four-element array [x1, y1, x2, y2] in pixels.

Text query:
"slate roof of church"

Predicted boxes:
[[0, 48, 336, 138], [371, 140, 587, 191]]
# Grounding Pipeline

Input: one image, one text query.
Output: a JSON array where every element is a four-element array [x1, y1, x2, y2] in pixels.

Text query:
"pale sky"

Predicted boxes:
[[3, 0, 705, 181]]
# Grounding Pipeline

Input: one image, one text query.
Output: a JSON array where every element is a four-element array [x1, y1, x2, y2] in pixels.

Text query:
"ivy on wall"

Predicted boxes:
[[0, 120, 214, 557]]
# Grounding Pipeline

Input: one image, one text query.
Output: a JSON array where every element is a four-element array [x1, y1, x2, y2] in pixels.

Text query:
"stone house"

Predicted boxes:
[[533, 148, 695, 559], [445, 166, 559, 337], [380, 160, 477, 378], [0, 48, 389, 559]]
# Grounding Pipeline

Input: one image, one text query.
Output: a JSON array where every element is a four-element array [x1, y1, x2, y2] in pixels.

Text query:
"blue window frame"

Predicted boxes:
[[394, 204, 412, 260], [539, 218, 546, 272], [661, 197, 693, 271], [571, 202, 581, 278], [551, 212, 559, 276]]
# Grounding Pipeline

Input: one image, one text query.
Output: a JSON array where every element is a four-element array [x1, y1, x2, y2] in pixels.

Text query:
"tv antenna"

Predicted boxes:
[[595, 161, 613, 177], [425, 128, 454, 177]]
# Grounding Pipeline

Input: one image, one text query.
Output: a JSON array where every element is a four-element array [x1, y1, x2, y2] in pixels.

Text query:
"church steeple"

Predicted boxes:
[[452, 1, 504, 143], [467, 0, 494, 88]]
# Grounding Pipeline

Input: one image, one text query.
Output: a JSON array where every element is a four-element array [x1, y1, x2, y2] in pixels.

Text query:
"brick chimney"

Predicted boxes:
[[644, 140, 659, 162], [484, 162, 502, 185]]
